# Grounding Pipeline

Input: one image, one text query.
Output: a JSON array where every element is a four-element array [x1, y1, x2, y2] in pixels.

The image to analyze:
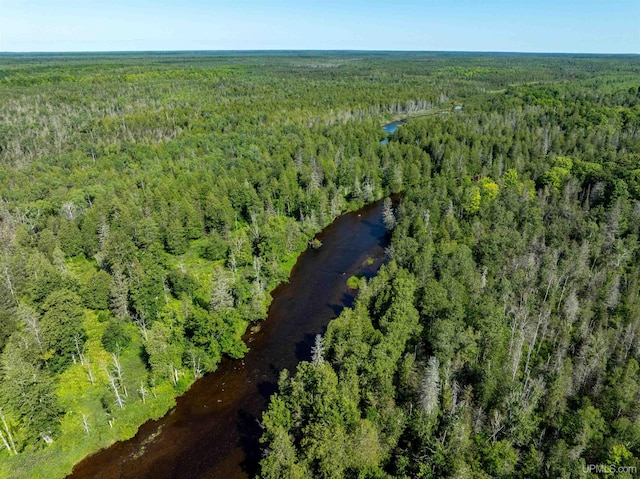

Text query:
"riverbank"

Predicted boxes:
[[68, 196, 394, 479], [380, 103, 464, 127], [1, 195, 389, 479]]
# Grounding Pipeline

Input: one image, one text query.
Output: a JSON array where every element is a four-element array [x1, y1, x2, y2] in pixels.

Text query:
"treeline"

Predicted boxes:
[[259, 75, 640, 477]]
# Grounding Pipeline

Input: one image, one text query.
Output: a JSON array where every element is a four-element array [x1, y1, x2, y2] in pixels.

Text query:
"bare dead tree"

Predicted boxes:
[[0, 410, 17, 455], [311, 334, 325, 367], [18, 305, 43, 352], [419, 357, 441, 415], [210, 265, 234, 313], [111, 350, 127, 397], [134, 315, 149, 341], [74, 334, 85, 366], [84, 356, 95, 385], [382, 197, 396, 230], [249, 211, 261, 242], [138, 381, 148, 404], [105, 367, 125, 409], [110, 267, 129, 319], [489, 410, 504, 444], [81, 414, 90, 436], [190, 350, 203, 379]]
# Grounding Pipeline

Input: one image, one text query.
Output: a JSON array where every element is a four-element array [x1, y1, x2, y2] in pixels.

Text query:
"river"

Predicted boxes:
[[381, 120, 404, 144], [69, 197, 392, 479]]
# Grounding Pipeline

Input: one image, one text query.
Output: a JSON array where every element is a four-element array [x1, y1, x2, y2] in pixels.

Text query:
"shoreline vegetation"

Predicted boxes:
[[258, 60, 640, 478], [381, 100, 465, 125], [346, 274, 365, 290], [3, 194, 388, 479], [0, 51, 638, 479], [76, 195, 386, 468]]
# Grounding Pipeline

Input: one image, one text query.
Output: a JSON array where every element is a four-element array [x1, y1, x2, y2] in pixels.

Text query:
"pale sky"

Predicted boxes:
[[1, 0, 638, 53]]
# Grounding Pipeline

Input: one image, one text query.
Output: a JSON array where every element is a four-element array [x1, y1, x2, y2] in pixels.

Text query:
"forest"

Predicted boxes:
[[258, 58, 640, 478], [0, 52, 639, 478]]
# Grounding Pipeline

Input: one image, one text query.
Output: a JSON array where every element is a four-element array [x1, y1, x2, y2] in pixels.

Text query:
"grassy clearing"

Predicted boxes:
[[1, 308, 177, 479]]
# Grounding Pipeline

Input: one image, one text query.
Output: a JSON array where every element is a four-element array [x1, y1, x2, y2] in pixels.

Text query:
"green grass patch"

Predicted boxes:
[[346, 275, 365, 290]]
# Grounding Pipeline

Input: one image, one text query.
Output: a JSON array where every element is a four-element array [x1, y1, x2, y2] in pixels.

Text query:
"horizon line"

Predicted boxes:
[[1, 49, 638, 56]]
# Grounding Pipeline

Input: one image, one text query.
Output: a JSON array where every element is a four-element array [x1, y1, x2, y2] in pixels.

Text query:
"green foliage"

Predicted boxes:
[[346, 275, 364, 289], [479, 177, 499, 202], [102, 230, 136, 270], [481, 440, 518, 478], [145, 320, 183, 382], [462, 185, 481, 214], [260, 59, 640, 479], [40, 290, 86, 373], [0, 309, 16, 353], [199, 232, 229, 261], [101, 319, 132, 353], [1, 51, 640, 478], [1, 339, 62, 448], [309, 238, 323, 249], [166, 269, 198, 296], [58, 220, 83, 258], [164, 217, 188, 255], [540, 157, 574, 190], [128, 252, 166, 321], [80, 270, 113, 310]]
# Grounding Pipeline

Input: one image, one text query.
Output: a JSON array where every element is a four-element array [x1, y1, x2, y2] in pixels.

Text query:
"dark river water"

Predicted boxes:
[[69, 197, 391, 479]]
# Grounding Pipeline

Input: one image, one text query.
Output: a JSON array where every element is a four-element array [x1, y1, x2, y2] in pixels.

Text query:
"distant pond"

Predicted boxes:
[[381, 120, 405, 145]]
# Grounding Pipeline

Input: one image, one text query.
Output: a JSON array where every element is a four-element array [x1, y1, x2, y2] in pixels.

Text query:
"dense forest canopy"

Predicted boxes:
[[0, 52, 638, 478]]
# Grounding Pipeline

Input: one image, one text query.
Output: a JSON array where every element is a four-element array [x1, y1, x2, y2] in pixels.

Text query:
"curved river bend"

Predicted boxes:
[[70, 197, 392, 479]]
